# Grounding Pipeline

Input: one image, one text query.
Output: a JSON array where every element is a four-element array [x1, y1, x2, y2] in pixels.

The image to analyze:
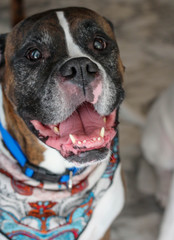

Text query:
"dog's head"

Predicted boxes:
[[0, 7, 124, 167]]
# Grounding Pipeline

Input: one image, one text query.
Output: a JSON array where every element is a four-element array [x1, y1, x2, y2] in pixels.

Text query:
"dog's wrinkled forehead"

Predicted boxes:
[[6, 7, 115, 59], [62, 7, 115, 39]]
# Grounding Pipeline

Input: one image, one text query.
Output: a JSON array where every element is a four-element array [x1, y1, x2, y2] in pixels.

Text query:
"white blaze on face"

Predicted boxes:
[[56, 11, 84, 58]]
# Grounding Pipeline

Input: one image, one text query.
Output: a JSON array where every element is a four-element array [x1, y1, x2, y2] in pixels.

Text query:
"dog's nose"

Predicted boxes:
[[59, 57, 99, 88]]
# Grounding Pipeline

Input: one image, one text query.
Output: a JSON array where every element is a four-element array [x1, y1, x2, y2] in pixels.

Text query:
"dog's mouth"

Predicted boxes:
[[31, 102, 117, 164]]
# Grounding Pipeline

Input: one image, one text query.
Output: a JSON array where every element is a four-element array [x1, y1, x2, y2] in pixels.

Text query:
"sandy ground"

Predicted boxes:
[[0, 0, 174, 239]]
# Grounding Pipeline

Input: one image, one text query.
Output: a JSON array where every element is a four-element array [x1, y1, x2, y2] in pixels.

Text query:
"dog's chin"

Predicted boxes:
[[66, 147, 111, 167], [30, 102, 117, 166]]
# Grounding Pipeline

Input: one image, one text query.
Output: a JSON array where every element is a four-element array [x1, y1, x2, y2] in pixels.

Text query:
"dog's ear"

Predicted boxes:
[[0, 33, 8, 81]]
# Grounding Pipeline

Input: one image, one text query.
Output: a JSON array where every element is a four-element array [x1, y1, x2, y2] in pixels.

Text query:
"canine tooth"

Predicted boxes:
[[103, 117, 106, 123], [98, 137, 101, 141], [100, 127, 105, 138], [69, 134, 76, 144], [54, 126, 59, 133]]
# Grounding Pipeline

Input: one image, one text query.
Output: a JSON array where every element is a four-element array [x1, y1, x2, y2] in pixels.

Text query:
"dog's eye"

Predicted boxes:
[[26, 49, 42, 61], [93, 37, 107, 50]]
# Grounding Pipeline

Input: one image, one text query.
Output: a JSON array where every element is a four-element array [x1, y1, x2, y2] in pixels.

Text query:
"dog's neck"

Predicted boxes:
[[0, 84, 74, 174]]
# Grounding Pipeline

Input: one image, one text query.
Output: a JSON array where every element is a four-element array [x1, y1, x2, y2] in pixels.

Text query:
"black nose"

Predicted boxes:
[[59, 57, 99, 90]]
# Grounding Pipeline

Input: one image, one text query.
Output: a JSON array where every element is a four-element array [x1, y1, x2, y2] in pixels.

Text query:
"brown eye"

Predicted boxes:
[[93, 37, 107, 50], [26, 49, 42, 61]]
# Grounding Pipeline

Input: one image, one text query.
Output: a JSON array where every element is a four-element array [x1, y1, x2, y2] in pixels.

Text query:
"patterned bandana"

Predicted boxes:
[[0, 136, 120, 240]]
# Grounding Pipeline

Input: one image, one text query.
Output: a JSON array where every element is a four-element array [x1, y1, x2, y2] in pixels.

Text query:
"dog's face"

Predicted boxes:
[[0, 7, 124, 166]]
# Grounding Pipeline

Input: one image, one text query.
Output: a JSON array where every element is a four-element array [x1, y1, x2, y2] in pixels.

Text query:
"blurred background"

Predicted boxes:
[[0, 0, 174, 239]]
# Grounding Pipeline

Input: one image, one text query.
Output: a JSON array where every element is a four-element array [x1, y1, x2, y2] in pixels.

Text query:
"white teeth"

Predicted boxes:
[[103, 117, 106, 123], [69, 130, 105, 146], [69, 134, 76, 144], [100, 127, 105, 138], [54, 126, 59, 133]]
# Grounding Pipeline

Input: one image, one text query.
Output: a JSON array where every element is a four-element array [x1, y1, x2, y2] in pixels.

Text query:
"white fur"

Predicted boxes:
[[38, 140, 75, 174], [39, 144, 67, 174], [79, 164, 125, 240], [141, 83, 174, 240]]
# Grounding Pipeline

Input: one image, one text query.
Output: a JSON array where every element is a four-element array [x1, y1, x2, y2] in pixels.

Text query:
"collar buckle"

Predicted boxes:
[[68, 170, 73, 190]]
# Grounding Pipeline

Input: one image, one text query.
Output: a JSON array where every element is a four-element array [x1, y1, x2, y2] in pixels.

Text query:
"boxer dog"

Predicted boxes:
[[0, 7, 125, 240]]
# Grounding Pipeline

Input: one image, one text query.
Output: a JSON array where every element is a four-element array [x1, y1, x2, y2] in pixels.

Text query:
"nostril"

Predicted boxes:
[[67, 67, 76, 78], [60, 64, 77, 78], [86, 62, 99, 74]]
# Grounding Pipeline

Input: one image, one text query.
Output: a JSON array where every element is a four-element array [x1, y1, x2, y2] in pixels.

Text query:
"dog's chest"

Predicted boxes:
[[0, 137, 121, 240]]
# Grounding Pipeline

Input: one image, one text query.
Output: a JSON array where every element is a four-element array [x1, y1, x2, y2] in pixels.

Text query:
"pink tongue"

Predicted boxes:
[[59, 104, 104, 137]]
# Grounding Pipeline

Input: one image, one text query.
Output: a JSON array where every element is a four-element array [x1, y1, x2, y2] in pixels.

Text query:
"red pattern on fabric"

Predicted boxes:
[[11, 179, 33, 196], [71, 178, 88, 195], [28, 202, 57, 233]]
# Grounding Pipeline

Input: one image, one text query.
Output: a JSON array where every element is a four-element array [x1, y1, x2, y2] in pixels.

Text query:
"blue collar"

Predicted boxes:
[[0, 121, 78, 185]]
